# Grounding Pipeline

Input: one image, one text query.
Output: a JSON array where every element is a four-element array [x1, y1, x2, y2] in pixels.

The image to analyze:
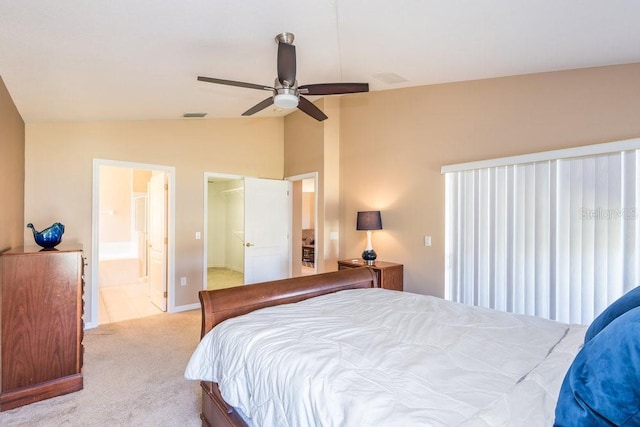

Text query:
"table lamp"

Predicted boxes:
[[356, 210, 383, 265]]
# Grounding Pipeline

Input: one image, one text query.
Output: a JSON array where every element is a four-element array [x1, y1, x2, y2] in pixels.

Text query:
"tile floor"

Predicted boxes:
[[99, 265, 317, 324], [99, 280, 163, 324]]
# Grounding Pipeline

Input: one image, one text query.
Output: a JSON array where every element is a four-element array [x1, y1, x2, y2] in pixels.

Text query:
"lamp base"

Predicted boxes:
[[361, 249, 377, 266]]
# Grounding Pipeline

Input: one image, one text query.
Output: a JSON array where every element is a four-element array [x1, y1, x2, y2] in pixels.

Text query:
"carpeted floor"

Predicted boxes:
[[207, 267, 244, 290], [206, 266, 315, 289], [0, 310, 203, 426]]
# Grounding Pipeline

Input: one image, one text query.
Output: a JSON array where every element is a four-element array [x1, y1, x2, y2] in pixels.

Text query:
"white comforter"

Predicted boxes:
[[185, 288, 586, 426]]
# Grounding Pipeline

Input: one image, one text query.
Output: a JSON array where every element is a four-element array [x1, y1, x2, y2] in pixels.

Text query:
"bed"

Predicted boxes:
[[185, 267, 640, 426]]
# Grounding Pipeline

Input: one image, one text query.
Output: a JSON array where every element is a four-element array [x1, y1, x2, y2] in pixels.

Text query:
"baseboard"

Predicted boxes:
[[84, 321, 98, 330], [171, 302, 200, 313]]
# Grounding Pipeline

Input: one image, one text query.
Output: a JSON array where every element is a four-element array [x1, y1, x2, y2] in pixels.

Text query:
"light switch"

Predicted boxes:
[[195, 232, 201, 240], [424, 236, 432, 246]]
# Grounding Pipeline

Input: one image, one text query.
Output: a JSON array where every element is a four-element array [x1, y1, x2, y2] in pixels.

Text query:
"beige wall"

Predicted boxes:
[[302, 191, 315, 229], [339, 63, 640, 297], [322, 98, 341, 269], [0, 76, 25, 252], [13, 62, 640, 322], [99, 165, 133, 243], [25, 118, 283, 324], [284, 98, 342, 272], [133, 169, 152, 193]]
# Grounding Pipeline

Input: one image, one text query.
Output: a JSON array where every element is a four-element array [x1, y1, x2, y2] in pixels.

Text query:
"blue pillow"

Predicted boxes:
[[554, 306, 640, 426], [584, 285, 640, 343]]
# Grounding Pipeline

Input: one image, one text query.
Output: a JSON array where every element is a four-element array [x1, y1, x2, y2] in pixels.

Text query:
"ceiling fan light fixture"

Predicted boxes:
[[197, 32, 368, 121], [274, 93, 298, 109]]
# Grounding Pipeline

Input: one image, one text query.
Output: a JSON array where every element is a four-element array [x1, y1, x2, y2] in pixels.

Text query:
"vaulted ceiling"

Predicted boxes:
[[1, 1, 640, 122]]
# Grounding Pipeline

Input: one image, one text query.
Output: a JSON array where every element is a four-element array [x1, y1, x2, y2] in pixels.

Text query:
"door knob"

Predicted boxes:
[[245, 242, 254, 247]]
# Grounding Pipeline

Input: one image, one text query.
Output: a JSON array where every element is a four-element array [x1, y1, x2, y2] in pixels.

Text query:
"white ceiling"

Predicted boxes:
[[1, 1, 640, 123]]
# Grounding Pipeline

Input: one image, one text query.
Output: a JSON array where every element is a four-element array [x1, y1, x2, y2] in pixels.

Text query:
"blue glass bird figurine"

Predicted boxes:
[[27, 222, 65, 249]]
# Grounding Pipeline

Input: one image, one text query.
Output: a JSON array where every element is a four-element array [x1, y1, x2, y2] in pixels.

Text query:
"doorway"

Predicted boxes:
[[206, 176, 245, 290], [91, 160, 173, 326], [287, 173, 318, 277], [203, 173, 291, 290]]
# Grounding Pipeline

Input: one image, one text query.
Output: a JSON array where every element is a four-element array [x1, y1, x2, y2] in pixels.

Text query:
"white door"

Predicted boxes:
[[148, 171, 167, 310], [243, 177, 291, 284]]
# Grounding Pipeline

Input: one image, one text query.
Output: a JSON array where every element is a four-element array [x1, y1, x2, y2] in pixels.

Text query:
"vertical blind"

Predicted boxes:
[[444, 149, 640, 324]]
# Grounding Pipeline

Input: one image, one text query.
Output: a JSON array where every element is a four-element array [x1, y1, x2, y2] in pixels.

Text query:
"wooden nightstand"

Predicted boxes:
[[337, 259, 403, 291]]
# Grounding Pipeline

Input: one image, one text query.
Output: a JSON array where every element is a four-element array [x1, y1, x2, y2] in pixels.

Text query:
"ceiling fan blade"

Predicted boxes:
[[298, 83, 369, 96], [277, 42, 296, 87], [197, 76, 273, 91], [298, 96, 328, 121], [241, 97, 275, 116]]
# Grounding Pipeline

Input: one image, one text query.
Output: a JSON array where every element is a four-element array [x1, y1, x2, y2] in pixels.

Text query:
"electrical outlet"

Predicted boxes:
[[180, 277, 187, 286]]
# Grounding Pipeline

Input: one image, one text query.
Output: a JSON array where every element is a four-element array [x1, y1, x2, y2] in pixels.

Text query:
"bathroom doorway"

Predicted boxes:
[[93, 161, 172, 325]]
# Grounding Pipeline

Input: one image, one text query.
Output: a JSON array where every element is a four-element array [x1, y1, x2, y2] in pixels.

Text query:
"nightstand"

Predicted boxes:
[[337, 259, 403, 291]]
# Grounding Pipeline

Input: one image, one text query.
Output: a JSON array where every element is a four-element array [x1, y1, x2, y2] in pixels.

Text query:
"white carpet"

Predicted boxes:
[[0, 310, 202, 426]]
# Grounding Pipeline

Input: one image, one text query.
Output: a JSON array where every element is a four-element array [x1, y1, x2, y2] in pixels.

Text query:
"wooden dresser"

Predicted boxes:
[[0, 244, 85, 411], [337, 259, 403, 291]]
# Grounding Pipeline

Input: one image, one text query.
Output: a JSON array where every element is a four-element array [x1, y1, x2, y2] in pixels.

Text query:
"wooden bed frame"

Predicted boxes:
[[197, 267, 378, 427]]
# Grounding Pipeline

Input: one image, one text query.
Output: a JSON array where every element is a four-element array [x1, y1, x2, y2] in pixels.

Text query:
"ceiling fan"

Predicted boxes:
[[197, 32, 369, 121]]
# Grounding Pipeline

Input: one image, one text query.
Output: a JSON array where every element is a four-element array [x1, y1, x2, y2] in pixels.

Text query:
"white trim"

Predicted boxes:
[[441, 137, 640, 174], [89, 159, 176, 329], [172, 302, 200, 313], [285, 172, 318, 182]]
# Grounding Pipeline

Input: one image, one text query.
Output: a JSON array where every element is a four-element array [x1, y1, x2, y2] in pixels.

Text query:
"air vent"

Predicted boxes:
[[372, 72, 409, 84], [182, 112, 208, 118]]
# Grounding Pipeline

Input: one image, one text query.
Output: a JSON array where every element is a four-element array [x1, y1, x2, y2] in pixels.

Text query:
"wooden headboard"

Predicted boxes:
[[198, 267, 377, 338]]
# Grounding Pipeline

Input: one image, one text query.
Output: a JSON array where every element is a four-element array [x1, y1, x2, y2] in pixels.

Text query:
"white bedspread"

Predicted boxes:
[[185, 288, 586, 426]]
